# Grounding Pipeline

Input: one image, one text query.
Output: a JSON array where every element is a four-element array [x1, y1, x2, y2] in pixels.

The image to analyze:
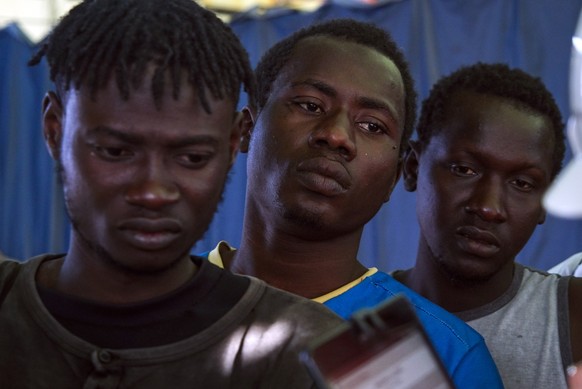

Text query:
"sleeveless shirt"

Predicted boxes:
[[457, 264, 571, 389]]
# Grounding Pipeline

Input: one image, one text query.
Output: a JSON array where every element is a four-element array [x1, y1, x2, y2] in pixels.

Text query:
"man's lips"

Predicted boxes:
[[118, 218, 182, 250], [296, 157, 351, 196], [119, 218, 182, 232], [456, 225, 501, 257]]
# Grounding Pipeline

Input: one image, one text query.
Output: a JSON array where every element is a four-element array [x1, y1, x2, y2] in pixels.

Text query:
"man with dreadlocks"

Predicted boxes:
[[0, 1, 343, 388]]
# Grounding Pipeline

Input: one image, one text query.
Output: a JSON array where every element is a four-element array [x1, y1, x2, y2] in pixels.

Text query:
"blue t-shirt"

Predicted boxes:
[[201, 244, 503, 388], [324, 271, 504, 389]]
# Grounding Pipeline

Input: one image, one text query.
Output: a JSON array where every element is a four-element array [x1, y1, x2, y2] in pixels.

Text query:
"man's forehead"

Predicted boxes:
[[273, 38, 405, 123], [279, 38, 399, 84], [64, 77, 233, 112]]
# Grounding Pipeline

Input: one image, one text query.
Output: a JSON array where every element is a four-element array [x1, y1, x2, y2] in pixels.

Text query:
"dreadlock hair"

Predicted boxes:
[[28, 0, 255, 113], [416, 62, 565, 178], [253, 18, 417, 157]]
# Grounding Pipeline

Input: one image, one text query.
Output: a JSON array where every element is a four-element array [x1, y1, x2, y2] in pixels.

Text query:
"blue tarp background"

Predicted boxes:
[[2, 0, 581, 271]]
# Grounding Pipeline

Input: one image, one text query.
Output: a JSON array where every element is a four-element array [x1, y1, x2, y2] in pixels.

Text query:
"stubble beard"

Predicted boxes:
[[433, 251, 496, 288], [281, 200, 325, 230], [69, 217, 192, 276], [57, 161, 225, 277], [56, 154, 231, 276]]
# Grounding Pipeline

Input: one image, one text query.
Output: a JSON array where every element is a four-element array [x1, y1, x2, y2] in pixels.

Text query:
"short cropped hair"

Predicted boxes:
[[29, 0, 255, 113], [416, 62, 565, 178], [253, 19, 417, 156]]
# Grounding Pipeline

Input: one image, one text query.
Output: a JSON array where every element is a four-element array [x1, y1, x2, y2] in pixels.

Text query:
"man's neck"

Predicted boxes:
[[36, 248, 197, 305], [228, 225, 368, 299], [395, 250, 515, 313]]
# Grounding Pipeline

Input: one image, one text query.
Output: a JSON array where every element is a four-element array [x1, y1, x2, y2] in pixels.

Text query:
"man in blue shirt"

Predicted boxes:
[[207, 19, 503, 388]]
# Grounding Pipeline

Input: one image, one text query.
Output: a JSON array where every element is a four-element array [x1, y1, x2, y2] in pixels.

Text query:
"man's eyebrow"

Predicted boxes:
[[291, 79, 337, 97], [357, 96, 399, 121], [88, 126, 145, 144], [166, 135, 219, 148], [290, 79, 400, 121], [88, 126, 219, 147]]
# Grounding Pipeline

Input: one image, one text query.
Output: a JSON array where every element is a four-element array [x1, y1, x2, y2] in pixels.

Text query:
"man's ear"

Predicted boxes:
[[228, 111, 244, 168], [240, 106, 256, 153], [403, 140, 421, 192], [538, 209, 547, 225], [383, 158, 403, 203], [42, 91, 64, 161]]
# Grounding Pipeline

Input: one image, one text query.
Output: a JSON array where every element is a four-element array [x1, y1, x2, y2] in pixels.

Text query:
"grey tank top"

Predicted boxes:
[[456, 264, 571, 389]]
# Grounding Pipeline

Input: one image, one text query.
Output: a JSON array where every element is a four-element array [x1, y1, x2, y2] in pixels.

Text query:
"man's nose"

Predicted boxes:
[[464, 178, 507, 223], [125, 158, 179, 209], [308, 110, 356, 161]]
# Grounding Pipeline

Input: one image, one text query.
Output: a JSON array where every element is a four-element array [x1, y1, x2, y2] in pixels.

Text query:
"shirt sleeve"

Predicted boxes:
[[450, 339, 505, 389]]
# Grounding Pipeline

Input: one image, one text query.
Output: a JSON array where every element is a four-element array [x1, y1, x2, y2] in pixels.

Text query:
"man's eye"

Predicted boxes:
[[512, 179, 534, 192], [450, 164, 477, 176], [177, 153, 211, 168], [358, 121, 386, 134], [297, 102, 323, 114], [95, 146, 132, 160]]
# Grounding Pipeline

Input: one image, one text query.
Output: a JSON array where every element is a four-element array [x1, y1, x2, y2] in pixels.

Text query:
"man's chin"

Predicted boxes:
[[105, 249, 193, 276], [438, 260, 497, 287], [283, 207, 325, 230]]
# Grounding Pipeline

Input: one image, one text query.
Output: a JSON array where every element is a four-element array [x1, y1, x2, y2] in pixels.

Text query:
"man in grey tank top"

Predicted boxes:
[[391, 62, 582, 389]]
